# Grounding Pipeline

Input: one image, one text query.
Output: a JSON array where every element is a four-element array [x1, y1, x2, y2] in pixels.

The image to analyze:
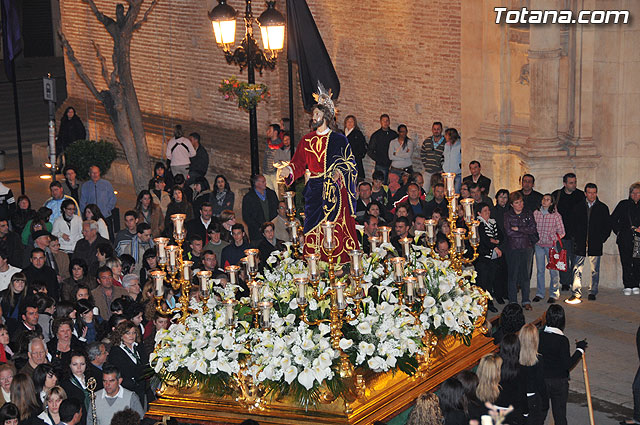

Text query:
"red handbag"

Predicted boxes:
[[547, 235, 567, 272]]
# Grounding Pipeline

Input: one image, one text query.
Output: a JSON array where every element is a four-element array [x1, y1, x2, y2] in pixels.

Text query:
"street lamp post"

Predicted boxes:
[[209, 0, 285, 176]]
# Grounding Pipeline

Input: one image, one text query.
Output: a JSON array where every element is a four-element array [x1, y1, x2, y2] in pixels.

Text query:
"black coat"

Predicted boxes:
[[23, 264, 60, 301], [552, 188, 585, 239], [107, 343, 149, 405], [61, 377, 90, 425], [569, 199, 611, 257], [462, 174, 492, 194], [366, 127, 397, 167], [0, 231, 24, 268], [185, 217, 208, 242], [611, 198, 640, 247], [57, 114, 86, 151], [241, 188, 279, 243], [346, 127, 367, 160]]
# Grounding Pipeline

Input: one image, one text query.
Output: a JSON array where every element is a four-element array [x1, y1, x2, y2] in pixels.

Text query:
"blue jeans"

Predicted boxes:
[[506, 247, 533, 305], [572, 255, 601, 296], [374, 164, 389, 185], [535, 245, 560, 299], [454, 173, 461, 194]]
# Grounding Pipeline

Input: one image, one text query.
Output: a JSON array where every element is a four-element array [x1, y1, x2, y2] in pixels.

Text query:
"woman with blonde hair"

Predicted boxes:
[[405, 392, 443, 425], [476, 353, 502, 405], [519, 323, 546, 425], [37, 386, 67, 425]]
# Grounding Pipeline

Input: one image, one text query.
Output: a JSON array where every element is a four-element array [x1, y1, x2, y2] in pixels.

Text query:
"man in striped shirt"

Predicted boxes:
[[420, 122, 445, 188]]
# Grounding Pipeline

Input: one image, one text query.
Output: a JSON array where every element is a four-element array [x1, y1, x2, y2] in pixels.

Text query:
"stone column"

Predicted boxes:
[[527, 0, 562, 147]]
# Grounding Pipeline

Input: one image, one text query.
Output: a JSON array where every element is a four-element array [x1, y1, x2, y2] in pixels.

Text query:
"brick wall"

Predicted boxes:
[[59, 0, 461, 185]]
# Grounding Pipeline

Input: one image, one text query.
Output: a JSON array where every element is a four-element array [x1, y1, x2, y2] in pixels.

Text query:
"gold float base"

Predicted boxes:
[[146, 329, 496, 424]]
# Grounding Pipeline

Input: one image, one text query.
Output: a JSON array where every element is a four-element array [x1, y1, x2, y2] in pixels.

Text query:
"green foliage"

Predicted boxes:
[[64, 139, 117, 179]]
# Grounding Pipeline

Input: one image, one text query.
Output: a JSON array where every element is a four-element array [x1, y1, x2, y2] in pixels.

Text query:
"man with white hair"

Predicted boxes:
[[20, 337, 49, 376], [72, 220, 109, 278]]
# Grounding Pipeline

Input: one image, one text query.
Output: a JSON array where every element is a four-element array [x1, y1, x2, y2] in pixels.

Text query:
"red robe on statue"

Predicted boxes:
[[288, 129, 359, 263]]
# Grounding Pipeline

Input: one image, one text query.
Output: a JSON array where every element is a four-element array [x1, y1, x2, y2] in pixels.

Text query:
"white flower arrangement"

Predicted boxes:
[[151, 243, 488, 406]]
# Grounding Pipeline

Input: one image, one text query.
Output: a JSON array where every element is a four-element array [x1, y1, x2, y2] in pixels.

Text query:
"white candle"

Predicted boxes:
[[182, 261, 193, 282], [334, 283, 346, 310], [154, 237, 169, 263], [249, 282, 261, 308], [171, 214, 186, 234], [461, 198, 475, 223], [404, 276, 416, 304], [245, 249, 258, 271], [198, 270, 212, 295], [400, 237, 411, 259], [224, 299, 236, 327], [225, 265, 239, 284], [379, 227, 391, 244], [151, 271, 165, 297], [296, 278, 308, 305], [369, 236, 380, 251], [442, 173, 456, 197], [167, 246, 178, 267], [305, 254, 318, 279], [450, 194, 459, 213], [259, 301, 273, 328], [453, 228, 466, 253], [322, 221, 335, 249], [283, 191, 295, 214], [349, 250, 362, 276], [391, 257, 405, 281], [470, 220, 480, 246], [414, 269, 427, 296]]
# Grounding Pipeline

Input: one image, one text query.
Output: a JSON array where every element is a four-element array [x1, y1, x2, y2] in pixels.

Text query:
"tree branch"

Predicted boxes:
[[133, 0, 158, 30], [92, 40, 113, 87], [81, 0, 110, 26], [59, 30, 104, 101]]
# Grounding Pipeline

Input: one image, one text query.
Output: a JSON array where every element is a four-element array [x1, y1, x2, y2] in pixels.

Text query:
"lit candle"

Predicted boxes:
[[245, 249, 259, 273], [249, 281, 262, 308], [171, 213, 186, 235], [391, 257, 405, 282], [225, 265, 240, 285], [182, 261, 193, 282], [404, 276, 416, 304], [287, 221, 298, 241], [198, 270, 212, 296], [369, 236, 380, 251], [305, 254, 318, 280], [442, 172, 456, 197], [425, 219, 436, 243], [151, 270, 166, 297], [224, 299, 237, 327], [321, 221, 335, 249], [154, 237, 169, 264], [470, 220, 480, 246], [461, 198, 475, 223], [450, 194, 459, 214], [258, 301, 273, 328], [400, 237, 411, 259], [334, 282, 346, 310], [378, 226, 391, 244], [283, 191, 296, 215], [295, 278, 308, 305], [349, 249, 362, 277], [453, 228, 466, 253], [167, 245, 178, 268], [414, 269, 427, 297]]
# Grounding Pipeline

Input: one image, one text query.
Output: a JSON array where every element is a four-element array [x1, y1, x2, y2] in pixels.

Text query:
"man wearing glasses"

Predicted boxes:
[[52, 199, 84, 254]]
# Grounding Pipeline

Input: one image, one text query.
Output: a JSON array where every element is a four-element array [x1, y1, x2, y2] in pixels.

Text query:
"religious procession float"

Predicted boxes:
[[145, 88, 496, 424]]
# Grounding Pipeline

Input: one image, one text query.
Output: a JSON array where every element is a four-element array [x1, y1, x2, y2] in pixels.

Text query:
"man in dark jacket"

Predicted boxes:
[[552, 173, 586, 292], [565, 183, 611, 303], [187, 132, 209, 184], [0, 218, 23, 268], [241, 174, 279, 243], [366, 114, 397, 185]]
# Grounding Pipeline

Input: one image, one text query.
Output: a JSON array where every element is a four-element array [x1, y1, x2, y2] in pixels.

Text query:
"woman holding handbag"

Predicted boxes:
[[533, 194, 565, 303]]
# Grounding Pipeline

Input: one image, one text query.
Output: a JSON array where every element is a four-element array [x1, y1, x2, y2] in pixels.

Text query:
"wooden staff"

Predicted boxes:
[[581, 351, 595, 425]]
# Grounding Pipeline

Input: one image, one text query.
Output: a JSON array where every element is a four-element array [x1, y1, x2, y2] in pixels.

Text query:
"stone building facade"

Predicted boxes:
[[59, 0, 638, 287]]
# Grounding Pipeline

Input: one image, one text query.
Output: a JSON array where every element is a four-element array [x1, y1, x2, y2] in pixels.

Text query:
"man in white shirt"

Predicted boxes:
[[0, 249, 20, 291], [166, 125, 196, 177], [89, 365, 145, 425]]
